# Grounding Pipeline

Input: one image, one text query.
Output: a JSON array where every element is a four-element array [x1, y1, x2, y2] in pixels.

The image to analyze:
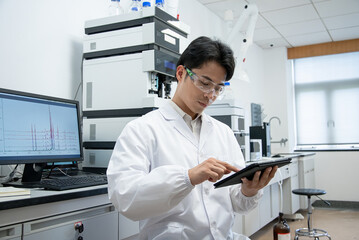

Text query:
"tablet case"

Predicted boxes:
[[214, 158, 291, 188]]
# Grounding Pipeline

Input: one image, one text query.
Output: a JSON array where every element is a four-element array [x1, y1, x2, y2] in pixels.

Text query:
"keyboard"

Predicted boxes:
[[40, 174, 107, 191]]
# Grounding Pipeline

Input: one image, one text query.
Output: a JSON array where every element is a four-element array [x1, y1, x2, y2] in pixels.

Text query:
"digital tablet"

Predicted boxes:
[[214, 158, 291, 188]]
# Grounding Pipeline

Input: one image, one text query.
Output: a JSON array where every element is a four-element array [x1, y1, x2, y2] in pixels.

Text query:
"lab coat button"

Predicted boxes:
[[210, 221, 217, 228], [204, 188, 209, 195]]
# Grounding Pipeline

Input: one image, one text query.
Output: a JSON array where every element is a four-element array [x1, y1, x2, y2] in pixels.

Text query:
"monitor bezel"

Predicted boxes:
[[0, 87, 84, 165]]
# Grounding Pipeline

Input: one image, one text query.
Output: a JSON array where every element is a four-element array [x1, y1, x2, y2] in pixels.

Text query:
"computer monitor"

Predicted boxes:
[[0, 88, 83, 185]]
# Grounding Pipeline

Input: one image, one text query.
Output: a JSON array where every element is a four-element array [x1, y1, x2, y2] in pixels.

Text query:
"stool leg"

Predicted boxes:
[[307, 196, 313, 231]]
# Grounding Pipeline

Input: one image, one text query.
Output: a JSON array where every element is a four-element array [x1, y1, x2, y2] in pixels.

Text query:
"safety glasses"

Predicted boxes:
[[184, 66, 225, 97]]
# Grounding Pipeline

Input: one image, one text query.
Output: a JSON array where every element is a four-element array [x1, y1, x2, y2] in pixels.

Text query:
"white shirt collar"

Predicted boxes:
[[169, 100, 202, 121]]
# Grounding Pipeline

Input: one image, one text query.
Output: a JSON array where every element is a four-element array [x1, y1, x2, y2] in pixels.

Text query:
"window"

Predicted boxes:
[[293, 52, 359, 150]]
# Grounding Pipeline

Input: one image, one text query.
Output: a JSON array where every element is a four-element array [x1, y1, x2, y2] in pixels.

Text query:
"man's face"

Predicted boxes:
[[173, 61, 227, 119]]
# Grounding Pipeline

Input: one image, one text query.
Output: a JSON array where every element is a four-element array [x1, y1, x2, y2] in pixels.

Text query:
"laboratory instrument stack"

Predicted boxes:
[[81, 7, 188, 170]]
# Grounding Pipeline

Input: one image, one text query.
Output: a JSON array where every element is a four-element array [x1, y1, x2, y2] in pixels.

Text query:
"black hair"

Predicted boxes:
[[176, 36, 235, 81]]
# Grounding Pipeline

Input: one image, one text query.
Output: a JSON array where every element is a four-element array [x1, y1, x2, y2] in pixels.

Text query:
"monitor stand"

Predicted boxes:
[[3, 163, 46, 188]]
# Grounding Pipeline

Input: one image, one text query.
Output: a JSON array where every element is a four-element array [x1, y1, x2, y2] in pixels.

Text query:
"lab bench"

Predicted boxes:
[[0, 185, 138, 240], [0, 153, 315, 239]]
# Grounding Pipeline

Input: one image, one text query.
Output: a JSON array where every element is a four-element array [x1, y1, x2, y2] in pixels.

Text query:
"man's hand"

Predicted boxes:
[[188, 158, 239, 186], [241, 166, 278, 197]]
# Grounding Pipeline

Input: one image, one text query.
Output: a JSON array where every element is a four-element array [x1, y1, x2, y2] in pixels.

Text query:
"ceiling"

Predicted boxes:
[[197, 0, 359, 49]]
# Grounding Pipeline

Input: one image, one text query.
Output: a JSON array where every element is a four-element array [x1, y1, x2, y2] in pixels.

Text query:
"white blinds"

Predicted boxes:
[[293, 52, 359, 150]]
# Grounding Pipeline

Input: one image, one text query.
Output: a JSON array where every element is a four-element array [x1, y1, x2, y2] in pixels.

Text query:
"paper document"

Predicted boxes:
[[0, 187, 31, 197]]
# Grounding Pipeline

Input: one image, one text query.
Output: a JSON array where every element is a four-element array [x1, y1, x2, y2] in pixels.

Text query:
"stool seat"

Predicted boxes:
[[292, 188, 326, 196]]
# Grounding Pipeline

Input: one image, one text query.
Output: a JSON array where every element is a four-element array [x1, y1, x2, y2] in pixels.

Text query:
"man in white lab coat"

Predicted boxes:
[[107, 36, 277, 239]]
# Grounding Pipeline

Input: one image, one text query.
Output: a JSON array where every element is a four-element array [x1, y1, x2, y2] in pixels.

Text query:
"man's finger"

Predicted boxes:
[[219, 161, 239, 172], [251, 170, 262, 184]]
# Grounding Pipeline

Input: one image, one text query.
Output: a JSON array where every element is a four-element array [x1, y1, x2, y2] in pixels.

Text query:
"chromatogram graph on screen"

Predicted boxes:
[[0, 96, 80, 157]]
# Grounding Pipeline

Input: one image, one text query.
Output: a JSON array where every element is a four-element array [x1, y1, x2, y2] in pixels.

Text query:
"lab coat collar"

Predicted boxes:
[[159, 102, 213, 150], [159, 101, 180, 120], [159, 102, 198, 148]]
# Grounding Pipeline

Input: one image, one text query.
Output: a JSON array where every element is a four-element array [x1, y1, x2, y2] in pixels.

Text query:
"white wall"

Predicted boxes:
[[229, 44, 266, 160], [178, 0, 227, 43], [262, 47, 294, 153], [0, 0, 109, 100], [315, 151, 359, 201], [0, 0, 110, 176]]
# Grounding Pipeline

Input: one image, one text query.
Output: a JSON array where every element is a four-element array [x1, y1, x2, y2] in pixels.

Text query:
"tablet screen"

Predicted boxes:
[[214, 158, 291, 188]]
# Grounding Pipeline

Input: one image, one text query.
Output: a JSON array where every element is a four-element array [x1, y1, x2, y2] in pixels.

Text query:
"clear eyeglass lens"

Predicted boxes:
[[197, 79, 224, 95], [188, 69, 224, 96]]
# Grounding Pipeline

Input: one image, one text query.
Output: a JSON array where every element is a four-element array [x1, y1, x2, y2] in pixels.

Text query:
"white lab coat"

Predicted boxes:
[[107, 101, 262, 240]]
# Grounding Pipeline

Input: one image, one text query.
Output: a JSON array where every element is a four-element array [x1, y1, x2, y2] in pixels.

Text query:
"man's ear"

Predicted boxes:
[[176, 65, 185, 83]]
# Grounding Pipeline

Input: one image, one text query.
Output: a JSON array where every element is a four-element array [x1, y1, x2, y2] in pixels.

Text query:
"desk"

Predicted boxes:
[[0, 185, 119, 240], [0, 185, 107, 211]]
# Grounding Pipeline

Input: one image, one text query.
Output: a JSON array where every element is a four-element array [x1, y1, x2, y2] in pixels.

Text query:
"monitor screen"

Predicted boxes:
[[0, 88, 83, 183]]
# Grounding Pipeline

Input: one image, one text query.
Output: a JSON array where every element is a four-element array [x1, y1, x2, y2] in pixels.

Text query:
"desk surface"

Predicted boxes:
[[0, 184, 107, 211], [0, 154, 315, 218]]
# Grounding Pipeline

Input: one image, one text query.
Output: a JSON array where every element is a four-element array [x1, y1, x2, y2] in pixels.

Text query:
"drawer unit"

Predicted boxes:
[[22, 205, 118, 240], [0, 224, 22, 240]]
